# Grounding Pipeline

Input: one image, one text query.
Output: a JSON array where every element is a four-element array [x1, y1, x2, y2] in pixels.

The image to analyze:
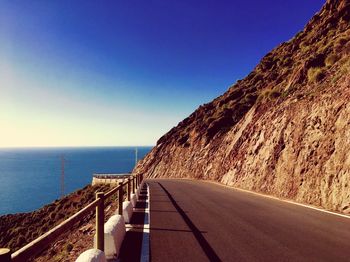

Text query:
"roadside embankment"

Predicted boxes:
[[0, 184, 118, 261]]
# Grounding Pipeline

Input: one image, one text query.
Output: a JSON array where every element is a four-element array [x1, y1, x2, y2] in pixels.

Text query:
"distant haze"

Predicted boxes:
[[0, 0, 324, 147]]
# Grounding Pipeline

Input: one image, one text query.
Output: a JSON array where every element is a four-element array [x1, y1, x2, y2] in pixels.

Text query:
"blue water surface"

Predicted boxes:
[[0, 147, 151, 215]]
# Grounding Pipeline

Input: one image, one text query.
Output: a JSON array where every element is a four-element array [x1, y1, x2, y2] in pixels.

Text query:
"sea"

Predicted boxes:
[[0, 147, 152, 215]]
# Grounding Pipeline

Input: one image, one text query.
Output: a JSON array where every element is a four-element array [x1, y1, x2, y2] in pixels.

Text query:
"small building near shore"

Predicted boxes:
[[92, 173, 131, 186]]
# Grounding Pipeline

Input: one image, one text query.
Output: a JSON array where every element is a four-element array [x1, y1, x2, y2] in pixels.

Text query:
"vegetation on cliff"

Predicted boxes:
[[154, 0, 350, 148], [134, 0, 350, 213]]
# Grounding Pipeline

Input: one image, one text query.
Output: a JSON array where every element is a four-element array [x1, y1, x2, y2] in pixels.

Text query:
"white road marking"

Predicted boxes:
[[140, 183, 150, 262], [133, 208, 149, 212]]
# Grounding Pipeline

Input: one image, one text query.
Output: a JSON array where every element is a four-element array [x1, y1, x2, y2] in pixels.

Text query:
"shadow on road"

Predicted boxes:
[[158, 182, 221, 262]]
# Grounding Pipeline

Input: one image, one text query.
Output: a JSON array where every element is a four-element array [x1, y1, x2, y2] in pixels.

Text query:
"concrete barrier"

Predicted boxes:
[[130, 194, 137, 207], [91, 174, 130, 186], [122, 201, 133, 223], [75, 249, 106, 262], [97, 215, 126, 260]]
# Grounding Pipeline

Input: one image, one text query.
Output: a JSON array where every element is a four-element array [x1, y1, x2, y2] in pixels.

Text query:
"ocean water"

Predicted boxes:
[[0, 147, 151, 215]]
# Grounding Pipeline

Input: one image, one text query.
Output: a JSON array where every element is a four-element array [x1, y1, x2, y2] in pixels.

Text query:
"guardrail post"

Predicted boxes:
[[132, 176, 135, 194], [136, 175, 139, 188], [0, 248, 11, 262], [127, 178, 131, 201], [118, 182, 123, 216], [95, 192, 105, 252]]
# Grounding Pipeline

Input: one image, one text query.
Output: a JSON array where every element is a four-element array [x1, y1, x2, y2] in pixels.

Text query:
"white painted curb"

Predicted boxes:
[[130, 194, 137, 207], [75, 249, 106, 262], [121, 201, 133, 223], [99, 215, 126, 260]]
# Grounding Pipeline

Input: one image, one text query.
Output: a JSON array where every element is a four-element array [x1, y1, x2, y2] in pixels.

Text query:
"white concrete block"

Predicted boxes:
[[75, 249, 106, 262], [122, 201, 133, 223], [100, 215, 126, 260], [130, 194, 137, 207]]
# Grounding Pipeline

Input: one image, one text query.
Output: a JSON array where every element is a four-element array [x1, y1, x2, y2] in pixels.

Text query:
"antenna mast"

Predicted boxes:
[[61, 155, 65, 198]]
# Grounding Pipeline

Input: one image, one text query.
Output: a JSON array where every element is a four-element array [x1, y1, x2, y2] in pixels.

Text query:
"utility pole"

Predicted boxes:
[[61, 155, 65, 198]]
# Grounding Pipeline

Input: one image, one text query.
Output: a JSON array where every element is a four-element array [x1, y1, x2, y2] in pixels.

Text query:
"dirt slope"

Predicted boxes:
[[0, 184, 117, 261]]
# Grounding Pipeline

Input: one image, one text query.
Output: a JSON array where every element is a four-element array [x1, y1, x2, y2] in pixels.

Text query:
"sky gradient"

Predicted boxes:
[[0, 0, 325, 147]]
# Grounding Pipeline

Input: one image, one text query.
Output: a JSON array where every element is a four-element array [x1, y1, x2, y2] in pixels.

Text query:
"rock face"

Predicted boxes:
[[134, 0, 350, 213]]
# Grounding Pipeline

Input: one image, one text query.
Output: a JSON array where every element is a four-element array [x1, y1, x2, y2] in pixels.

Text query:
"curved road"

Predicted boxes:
[[148, 179, 350, 262]]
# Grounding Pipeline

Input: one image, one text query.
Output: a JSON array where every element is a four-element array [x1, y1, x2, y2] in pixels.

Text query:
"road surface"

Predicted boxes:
[[148, 179, 350, 262]]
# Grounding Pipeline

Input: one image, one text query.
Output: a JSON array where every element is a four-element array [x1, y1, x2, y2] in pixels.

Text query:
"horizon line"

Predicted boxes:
[[0, 145, 155, 149]]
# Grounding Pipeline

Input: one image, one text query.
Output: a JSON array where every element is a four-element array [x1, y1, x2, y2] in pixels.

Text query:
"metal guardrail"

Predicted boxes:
[[0, 174, 144, 262]]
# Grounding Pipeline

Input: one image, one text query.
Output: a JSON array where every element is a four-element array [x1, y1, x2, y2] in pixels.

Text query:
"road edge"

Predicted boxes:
[[149, 178, 350, 220]]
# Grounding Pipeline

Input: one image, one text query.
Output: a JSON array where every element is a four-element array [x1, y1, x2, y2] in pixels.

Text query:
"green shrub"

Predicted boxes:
[[307, 67, 326, 83], [282, 57, 293, 67], [243, 93, 257, 103], [327, 29, 336, 37], [300, 41, 311, 53], [339, 56, 350, 75], [16, 236, 25, 247], [325, 53, 339, 66], [257, 88, 281, 102], [344, 41, 350, 54], [268, 89, 281, 99], [300, 41, 308, 49], [257, 89, 271, 103], [335, 36, 348, 47], [47, 205, 55, 212], [66, 243, 73, 252]]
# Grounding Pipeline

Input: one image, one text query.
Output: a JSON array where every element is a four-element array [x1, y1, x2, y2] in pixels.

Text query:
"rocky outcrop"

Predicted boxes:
[[133, 0, 350, 213]]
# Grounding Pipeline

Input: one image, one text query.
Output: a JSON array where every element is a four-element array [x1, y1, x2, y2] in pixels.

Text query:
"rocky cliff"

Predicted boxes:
[[133, 0, 350, 213]]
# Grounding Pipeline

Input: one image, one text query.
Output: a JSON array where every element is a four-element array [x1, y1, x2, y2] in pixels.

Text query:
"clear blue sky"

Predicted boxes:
[[0, 0, 325, 147]]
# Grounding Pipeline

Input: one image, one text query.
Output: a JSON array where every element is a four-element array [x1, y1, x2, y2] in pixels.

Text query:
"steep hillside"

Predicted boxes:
[[134, 0, 350, 213], [0, 184, 117, 261]]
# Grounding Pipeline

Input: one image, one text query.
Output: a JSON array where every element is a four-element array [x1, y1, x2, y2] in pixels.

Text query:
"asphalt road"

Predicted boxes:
[[148, 179, 350, 262], [119, 185, 149, 262]]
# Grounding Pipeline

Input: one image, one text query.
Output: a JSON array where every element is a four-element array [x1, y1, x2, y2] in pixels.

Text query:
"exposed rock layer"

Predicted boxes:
[[134, 0, 350, 213]]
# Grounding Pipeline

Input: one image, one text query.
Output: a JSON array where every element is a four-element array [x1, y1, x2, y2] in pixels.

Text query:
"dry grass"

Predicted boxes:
[[325, 53, 339, 67], [307, 67, 326, 83]]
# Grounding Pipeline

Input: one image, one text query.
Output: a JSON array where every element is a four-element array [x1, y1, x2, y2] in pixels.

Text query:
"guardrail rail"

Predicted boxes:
[[0, 174, 144, 262]]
